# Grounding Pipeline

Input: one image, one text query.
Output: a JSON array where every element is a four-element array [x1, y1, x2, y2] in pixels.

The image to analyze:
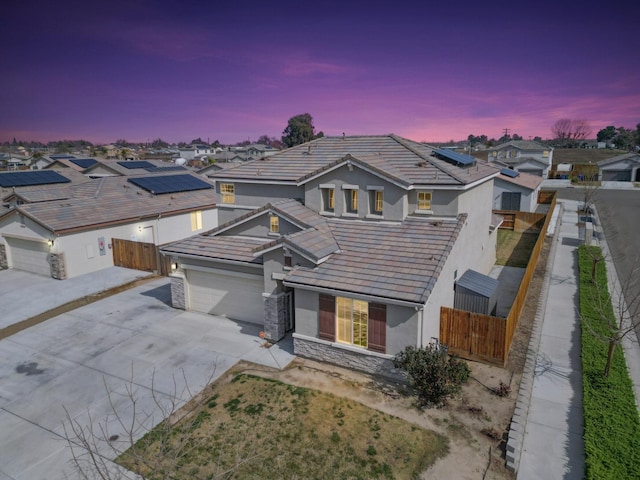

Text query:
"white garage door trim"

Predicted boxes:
[[5, 237, 51, 276], [186, 268, 264, 324]]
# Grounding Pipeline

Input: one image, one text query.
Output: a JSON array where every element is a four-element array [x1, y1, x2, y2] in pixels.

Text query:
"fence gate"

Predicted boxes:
[[112, 238, 157, 272]]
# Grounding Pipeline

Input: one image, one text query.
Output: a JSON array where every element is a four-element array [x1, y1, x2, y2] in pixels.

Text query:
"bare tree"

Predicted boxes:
[[551, 119, 593, 146], [62, 365, 258, 479], [580, 247, 640, 377]]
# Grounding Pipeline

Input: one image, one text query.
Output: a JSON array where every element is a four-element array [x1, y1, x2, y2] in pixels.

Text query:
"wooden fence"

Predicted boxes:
[[112, 238, 172, 276], [494, 210, 546, 232], [440, 191, 557, 366]]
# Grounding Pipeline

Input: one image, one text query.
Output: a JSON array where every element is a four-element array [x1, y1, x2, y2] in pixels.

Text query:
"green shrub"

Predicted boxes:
[[579, 246, 640, 479], [394, 344, 470, 407]]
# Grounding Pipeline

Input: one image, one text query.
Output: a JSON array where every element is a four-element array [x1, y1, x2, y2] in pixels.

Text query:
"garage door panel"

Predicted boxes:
[[6, 238, 51, 276], [187, 270, 264, 324], [602, 170, 631, 181]]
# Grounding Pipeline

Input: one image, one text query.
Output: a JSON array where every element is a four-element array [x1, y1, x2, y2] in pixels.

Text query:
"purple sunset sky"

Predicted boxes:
[[2, 0, 639, 145]]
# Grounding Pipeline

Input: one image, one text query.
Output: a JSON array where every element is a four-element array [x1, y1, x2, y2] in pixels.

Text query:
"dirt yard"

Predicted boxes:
[[239, 236, 552, 479]]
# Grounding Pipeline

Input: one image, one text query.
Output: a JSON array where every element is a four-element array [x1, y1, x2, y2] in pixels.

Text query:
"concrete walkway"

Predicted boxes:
[[517, 199, 585, 479], [516, 198, 640, 479]]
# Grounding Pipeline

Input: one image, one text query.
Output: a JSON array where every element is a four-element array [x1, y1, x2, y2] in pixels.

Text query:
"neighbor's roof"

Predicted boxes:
[[597, 153, 640, 167], [0, 173, 216, 234], [489, 140, 552, 151], [496, 169, 543, 190], [284, 215, 466, 304], [210, 135, 498, 187], [0, 169, 91, 201]]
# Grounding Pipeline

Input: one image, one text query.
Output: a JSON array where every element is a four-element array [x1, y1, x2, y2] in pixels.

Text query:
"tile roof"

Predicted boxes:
[[163, 198, 466, 305], [210, 135, 498, 187], [285, 216, 465, 304], [597, 152, 640, 167], [0, 174, 216, 234], [496, 170, 543, 190], [489, 140, 551, 151], [0, 169, 91, 202], [162, 235, 264, 265]]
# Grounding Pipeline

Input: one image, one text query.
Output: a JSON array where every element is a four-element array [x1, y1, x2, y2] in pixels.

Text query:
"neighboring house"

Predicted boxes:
[[212, 144, 280, 163], [597, 153, 640, 182], [179, 144, 213, 160], [0, 172, 217, 279], [493, 168, 543, 212], [488, 140, 553, 177], [161, 134, 500, 376], [72, 159, 187, 178]]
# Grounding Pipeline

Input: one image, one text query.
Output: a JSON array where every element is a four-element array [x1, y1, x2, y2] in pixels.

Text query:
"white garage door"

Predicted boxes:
[[6, 237, 51, 276], [187, 269, 264, 324]]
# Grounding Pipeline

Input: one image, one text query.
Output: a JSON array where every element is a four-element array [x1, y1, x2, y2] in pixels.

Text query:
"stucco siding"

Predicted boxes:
[[303, 165, 406, 221], [221, 213, 299, 238], [216, 182, 303, 210], [493, 180, 538, 212]]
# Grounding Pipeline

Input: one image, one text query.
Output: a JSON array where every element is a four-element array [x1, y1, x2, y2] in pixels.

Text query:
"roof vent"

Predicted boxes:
[[416, 161, 427, 167]]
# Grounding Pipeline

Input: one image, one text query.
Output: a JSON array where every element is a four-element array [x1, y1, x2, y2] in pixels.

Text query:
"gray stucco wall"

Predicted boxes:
[[408, 188, 459, 217], [221, 213, 300, 238], [303, 164, 406, 221], [493, 179, 538, 212], [216, 182, 303, 209], [292, 288, 419, 356]]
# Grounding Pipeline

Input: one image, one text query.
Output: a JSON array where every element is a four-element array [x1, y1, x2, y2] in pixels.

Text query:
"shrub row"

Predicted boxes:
[[578, 246, 640, 479]]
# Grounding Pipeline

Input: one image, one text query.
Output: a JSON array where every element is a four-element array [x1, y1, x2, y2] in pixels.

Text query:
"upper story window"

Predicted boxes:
[[220, 183, 235, 204], [320, 185, 336, 212], [342, 185, 358, 215], [367, 187, 383, 216], [270, 215, 279, 233], [418, 191, 432, 211], [543, 150, 549, 157], [190, 210, 203, 231]]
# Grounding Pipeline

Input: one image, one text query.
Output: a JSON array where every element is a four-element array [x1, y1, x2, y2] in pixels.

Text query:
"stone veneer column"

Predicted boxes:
[[263, 293, 287, 342], [170, 275, 186, 310], [0, 244, 7, 269], [50, 252, 67, 279]]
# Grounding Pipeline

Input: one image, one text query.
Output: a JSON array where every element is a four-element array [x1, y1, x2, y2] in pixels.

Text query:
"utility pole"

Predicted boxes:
[[503, 128, 510, 138]]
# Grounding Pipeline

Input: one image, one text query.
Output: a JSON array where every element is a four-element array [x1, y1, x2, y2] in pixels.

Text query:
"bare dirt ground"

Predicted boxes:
[[236, 237, 551, 480], [127, 232, 551, 478]]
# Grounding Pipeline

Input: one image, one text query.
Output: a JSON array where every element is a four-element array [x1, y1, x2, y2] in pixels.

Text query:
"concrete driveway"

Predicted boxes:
[[0, 277, 294, 480], [0, 267, 154, 330]]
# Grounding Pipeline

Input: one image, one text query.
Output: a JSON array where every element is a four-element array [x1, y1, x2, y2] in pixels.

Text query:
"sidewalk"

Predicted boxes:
[[516, 199, 585, 479], [515, 198, 640, 479]]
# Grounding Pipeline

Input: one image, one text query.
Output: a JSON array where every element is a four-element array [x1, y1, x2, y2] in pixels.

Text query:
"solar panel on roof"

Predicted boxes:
[[144, 166, 187, 172], [69, 158, 98, 169], [127, 174, 213, 194], [433, 148, 476, 167], [500, 168, 520, 178], [117, 161, 156, 169], [0, 170, 71, 187]]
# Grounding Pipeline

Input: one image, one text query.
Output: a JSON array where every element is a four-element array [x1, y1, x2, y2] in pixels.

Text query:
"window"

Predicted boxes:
[[369, 189, 383, 214], [417, 191, 432, 210], [220, 183, 235, 204], [344, 188, 358, 214], [284, 254, 292, 268], [318, 295, 386, 352], [337, 297, 368, 347], [323, 188, 335, 212], [543, 150, 549, 157], [270, 215, 279, 233], [190, 210, 203, 231]]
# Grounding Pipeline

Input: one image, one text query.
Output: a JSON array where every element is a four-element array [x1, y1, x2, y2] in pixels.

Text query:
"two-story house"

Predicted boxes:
[[161, 135, 500, 376], [488, 140, 553, 177]]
